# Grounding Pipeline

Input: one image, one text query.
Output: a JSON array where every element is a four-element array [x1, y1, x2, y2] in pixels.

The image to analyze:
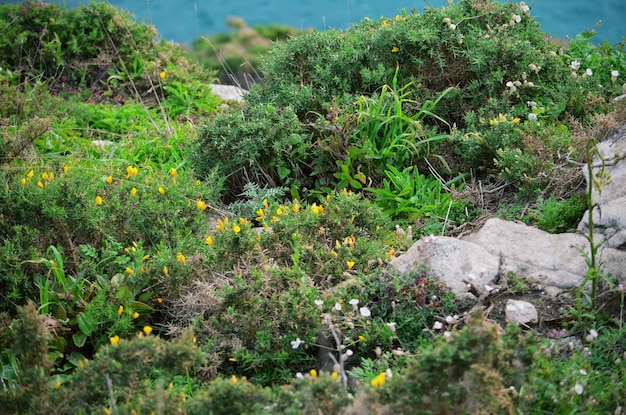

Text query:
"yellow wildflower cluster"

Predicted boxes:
[[489, 113, 521, 126]]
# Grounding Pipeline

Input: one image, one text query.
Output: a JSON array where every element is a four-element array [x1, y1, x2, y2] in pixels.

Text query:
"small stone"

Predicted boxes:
[[505, 299, 538, 324]]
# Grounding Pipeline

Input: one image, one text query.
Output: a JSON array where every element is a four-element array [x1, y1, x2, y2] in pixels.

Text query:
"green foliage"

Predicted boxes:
[[365, 267, 459, 351], [380, 312, 516, 414], [368, 165, 456, 223], [192, 103, 306, 199], [528, 194, 586, 233]]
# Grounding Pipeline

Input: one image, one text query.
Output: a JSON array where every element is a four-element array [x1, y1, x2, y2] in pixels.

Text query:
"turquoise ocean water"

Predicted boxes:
[[11, 1, 626, 46]]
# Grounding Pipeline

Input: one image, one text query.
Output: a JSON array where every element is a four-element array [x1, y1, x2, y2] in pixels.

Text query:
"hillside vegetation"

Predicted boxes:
[[1, 1, 625, 413]]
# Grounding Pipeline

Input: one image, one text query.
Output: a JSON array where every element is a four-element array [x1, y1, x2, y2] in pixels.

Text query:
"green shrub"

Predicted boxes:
[[192, 103, 305, 199]]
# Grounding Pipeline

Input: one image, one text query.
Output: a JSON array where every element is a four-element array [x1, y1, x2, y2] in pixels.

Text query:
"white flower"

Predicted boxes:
[[386, 322, 396, 333], [442, 17, 451, 24], [612, 70, 619, 82], [586, 329, 598, 342], [386, 368, 393, 378], [359, 307, 371, 317], [449, 23, 457, 30], [296, 372, 304, 378], [585, 68, 593, 77], [348, 299, 359, 306], [506, 81, 517, 92], [345, 349, 354, 356], [519, 2, 529, 14], [334, 302, 342, 311], [570, 60, 581, 70], [314, 299, 324, 310], [580, 369, 588, 376], [443, 331, 452, 338], [574, 383, 584, 395], [528, 113, 538, 121], [291, 338, 303, 349], [433, 321, 444, 330], [446, 315, 459, 324], [513, 14, 521, 23]]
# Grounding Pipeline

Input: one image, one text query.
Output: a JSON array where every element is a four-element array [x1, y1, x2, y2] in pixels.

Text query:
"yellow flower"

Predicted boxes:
[[256, 208, 264, 218], [310, 369, 317, 378], [118, 305, 124, 316], [391, 46, 399, 53], [130, 187, 137, 196], [196, 200, 207, 211], [54, 379, 62, 389], [311, 203, 320, 215], [109, 335, 120, 346], [162, 265, 169, 275], [125, 267, 134, 275], [512, 117, 521, 124], [21, 178, 26, 186], [160, 70, 166, 79], [395, 14, 406, 21], [63, 164, 69, 173], [489, 118, 499, 126], [37, 181, 44, 189], [346, 260, 355, 270], [42, 172, 49, 181], [498, 113, 507, 122], [276, 207, 283, 215], [293, 203, 301, 213], [239, 217, 249, 226], [158, 186, 165, 195], [215, 219, 225, 231], [105, 175, 113, 184], [205, 236, 213, 245], [133, 312, 139, 319], [49, 172, 54, 181], [126, 166, 138, 179], [176, 252, 186, 265], [95, 195, 103, 206], [262, 199, 269, 209], [103, 408, 111, 415], [142, 254, 150, 261], [358, 335, 366, 341], [387, 249, 395, 260], [233, 224, 241, 233], [331, 371, 339, 380], [27, 170, 34, 179], [371, 372, 386, 388], [143, 326, 153, 335], [231, 375, 238, 383]]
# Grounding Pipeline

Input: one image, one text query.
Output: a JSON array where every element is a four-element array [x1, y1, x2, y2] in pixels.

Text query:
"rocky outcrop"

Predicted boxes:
[[391, 123, 626, 301], [210, 84, 247, 102]]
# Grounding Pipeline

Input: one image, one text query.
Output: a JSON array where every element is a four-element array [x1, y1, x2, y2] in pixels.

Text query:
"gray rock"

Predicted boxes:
[[210, 84, 247, 102], [505, 299, 538, 324], [390, 235, 500, 297], [464, 218, 589, 295]]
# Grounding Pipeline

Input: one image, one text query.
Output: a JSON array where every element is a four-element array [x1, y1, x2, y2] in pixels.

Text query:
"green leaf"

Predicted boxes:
[[72, 332, 87, 348], [116, 286, 131, 302], [76, 313, 97, 336], [130, 301, 154, 314]]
